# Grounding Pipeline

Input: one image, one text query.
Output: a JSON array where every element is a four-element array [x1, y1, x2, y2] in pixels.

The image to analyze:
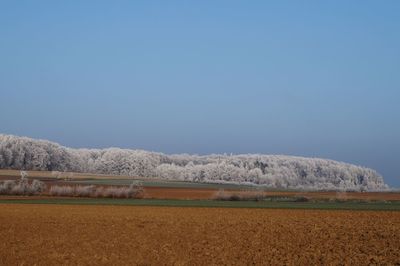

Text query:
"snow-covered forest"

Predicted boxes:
[[0, 134, 388, 191]]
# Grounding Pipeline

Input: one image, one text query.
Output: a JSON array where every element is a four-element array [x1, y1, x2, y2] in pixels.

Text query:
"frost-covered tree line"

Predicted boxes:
[[0, 134, 388, 191]]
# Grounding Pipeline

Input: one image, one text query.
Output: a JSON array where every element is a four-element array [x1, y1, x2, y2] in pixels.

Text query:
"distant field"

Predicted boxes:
[[1, 169, 400, 202], [0, 204, 399, 265], [0, 169, 255, 189], [0, 169, 138, 180], [70, 178, 257, 189]]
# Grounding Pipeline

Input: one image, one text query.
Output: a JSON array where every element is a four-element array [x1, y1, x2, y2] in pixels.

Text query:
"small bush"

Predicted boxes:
[[214, 189, 265, 201], [228, 194, 241, 201], [75, 185, 96, 197], [31, 179, 46, 193], [100, 186, 141, 199], [49, 185, 74, 197], [0, 180, 16, 194], [293, 196, 309, 202], [0, 178, 46, 196]]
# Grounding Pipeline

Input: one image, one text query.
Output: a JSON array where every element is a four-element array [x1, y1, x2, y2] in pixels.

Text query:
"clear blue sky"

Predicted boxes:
[[0, 1, 399, 186]]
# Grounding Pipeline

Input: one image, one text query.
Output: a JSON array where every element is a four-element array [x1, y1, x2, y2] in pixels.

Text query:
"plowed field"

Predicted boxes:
[[0, 204, 399, 265]]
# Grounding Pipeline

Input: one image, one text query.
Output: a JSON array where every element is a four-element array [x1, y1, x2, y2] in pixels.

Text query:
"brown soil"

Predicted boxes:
[[0, 204, 399, 265]]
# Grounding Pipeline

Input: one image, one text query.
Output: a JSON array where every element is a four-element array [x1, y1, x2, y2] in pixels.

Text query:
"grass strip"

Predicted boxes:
[[0, 198, 400, 211]]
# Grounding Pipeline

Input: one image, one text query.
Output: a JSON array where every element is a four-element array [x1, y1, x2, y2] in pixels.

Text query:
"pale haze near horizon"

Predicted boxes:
[[0, 1, 399, 186]]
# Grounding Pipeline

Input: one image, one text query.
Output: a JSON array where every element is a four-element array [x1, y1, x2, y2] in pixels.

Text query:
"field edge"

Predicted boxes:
[[1, 198, 400, 211]]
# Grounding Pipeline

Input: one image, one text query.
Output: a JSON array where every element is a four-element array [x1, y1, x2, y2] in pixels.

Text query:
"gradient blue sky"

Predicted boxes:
[[0, 1, 399, 186]]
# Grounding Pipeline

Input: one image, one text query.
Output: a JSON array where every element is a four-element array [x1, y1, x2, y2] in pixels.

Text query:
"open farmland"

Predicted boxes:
[[1, 169, 400, 202], [0, 204, 399, 265]]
